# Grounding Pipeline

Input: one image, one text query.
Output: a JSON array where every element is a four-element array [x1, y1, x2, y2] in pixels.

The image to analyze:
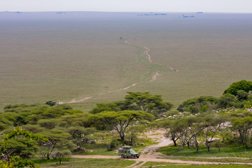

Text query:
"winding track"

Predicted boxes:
[[61, 39, 178, 104]]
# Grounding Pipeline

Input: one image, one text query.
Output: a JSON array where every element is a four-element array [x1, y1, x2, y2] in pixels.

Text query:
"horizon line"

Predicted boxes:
[[1, 11, 252, 14]]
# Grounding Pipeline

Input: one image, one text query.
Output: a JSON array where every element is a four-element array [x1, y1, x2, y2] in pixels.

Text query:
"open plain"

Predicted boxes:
[[0, 12, 252, 111]]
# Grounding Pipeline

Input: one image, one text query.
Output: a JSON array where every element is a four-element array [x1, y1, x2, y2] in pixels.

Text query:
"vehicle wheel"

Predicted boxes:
[[137, 156, 139, 158], [121, 155, 124, 158]]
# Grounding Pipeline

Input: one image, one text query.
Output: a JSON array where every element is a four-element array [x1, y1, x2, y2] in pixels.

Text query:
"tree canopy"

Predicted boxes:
[[88, 110, 154, 140], [177, 96, 218, 113], [125, 92, 173, 116], [223, 80, 252, 96]]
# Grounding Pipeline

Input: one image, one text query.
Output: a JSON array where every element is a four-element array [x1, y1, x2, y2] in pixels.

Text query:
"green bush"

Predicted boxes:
[[107, 139, 120, 151]]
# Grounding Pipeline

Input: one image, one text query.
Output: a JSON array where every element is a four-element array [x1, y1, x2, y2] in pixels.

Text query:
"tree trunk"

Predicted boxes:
[[172, 139, 177, 146], [187, 141, 190, 149], [120, 134, 125, 141], [47, 154, 50, 160], [194, 136, 199, 153]]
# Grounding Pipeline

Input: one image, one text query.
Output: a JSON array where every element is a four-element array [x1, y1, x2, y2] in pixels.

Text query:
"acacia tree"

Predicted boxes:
[[67, 126, 96, 150], [202, 114, 227, 151], [126, 125, 146, 145], [38, 128, 75, 160], [156, 118, 187, 147], [231, 111, 252, 148], [0, 127, 47, 168], [182, 116, 206, 152], [125, 92, 173, 116], [89, 101, 137, 114], [88, 111, 154, 141]]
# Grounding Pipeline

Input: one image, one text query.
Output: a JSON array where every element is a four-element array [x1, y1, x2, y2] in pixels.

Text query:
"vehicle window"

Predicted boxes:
[[128, 151, 130, 153], [125, 151, 127, 153], [130, 149, 135, 153]]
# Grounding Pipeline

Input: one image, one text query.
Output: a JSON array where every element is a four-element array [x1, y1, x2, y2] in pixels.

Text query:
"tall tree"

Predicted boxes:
[[156, 118, 187, 147], [38, 128, 75, 160], [0, 127, 47, 168], [231, 111, 252, 148], [88, 111, 154, 141], [202, 114, 228, 151], [66, 126, 96, 149]]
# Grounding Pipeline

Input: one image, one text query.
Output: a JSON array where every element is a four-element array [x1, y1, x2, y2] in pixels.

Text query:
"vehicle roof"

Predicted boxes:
[[122, 145, 132, 149]]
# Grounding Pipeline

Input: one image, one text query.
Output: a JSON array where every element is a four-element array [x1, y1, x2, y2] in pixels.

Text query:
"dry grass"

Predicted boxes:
[[1, 12, 252, 112]]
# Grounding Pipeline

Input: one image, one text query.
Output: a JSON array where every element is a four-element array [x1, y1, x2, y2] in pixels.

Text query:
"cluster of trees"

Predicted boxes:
[[178, 80, 252, 113], [157, 110, 252, 152], [0, 127, 47, 168], [0, 104, 95, 166], [1, 92, 169, 166], [1, 80, 252, 166]]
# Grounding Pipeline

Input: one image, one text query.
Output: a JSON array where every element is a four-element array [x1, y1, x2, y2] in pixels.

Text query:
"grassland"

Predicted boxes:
[[158, 145, 252, 158], [142, 162, 252, 168], [34, 158, 135, 168], [1, 12, 252, 112], [34, 158, 252, 168]]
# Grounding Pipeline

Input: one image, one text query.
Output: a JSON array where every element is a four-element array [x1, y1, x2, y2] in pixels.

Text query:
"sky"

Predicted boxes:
[[1, 0, 252, 13]]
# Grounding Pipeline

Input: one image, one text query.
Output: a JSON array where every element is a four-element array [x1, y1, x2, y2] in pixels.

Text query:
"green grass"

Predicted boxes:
[[160, 157, 252, 163], [157, 145, 252, 158], [73, 137, 157, 156], [135, 161, 144, 165], [34, 158, 135, 168], [34, 158, 252, 168], [142, 162, 252, 168], [76, 144, 118, 156]]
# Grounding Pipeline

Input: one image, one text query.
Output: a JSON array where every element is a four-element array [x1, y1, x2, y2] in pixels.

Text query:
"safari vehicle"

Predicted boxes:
[[118, 146, 140, 158]]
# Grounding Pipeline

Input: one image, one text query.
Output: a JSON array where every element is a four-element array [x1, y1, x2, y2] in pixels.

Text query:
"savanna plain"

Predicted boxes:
[[1, 12, 252, 111], [1, 12, 252, 168]]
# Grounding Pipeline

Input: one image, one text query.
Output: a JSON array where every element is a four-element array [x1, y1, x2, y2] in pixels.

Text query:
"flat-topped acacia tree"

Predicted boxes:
[[125, 92, 173, 116], [89, 92, 173, 117], [88, 110, 154, 141]]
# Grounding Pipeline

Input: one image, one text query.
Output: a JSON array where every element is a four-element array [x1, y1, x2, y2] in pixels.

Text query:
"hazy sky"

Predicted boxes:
[[1, 0, 252, 13]]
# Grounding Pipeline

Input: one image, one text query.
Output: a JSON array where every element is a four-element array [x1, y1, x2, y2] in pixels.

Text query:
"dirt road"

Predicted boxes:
[[72, 155, 252, 165], [72, 129, 252, 167]]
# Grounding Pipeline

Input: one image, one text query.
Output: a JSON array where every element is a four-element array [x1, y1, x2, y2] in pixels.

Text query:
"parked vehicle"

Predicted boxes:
[[118, 146, 140, 159]]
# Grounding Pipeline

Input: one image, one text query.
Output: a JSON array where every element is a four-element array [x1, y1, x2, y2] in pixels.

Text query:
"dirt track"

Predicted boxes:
[[72, 129, 252, 167], [61, 40, 162, 104]]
